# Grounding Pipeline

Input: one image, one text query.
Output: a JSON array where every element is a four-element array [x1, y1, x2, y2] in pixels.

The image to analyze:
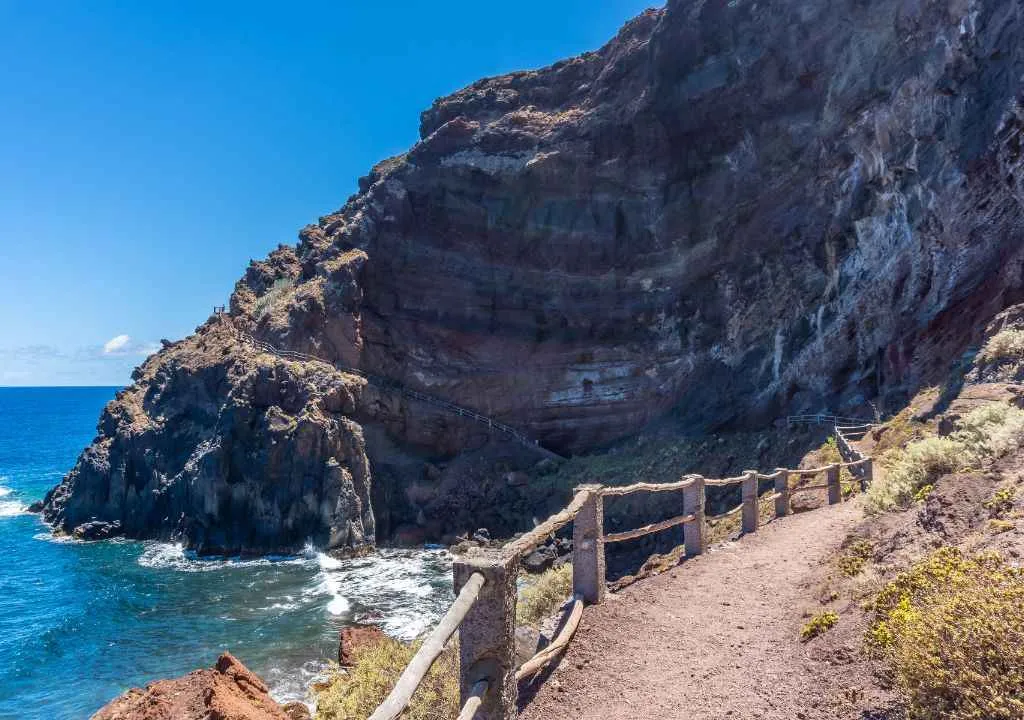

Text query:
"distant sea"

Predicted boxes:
[[0, 387, 453, 720]]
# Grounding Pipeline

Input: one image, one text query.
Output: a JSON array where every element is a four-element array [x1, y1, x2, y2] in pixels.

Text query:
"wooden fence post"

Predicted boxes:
[[741, 471, 759, 534], [683, 475, 706, 557], [453, 549, 518, 720], [826, 464, 841, 505], [572, 484, 605, 605], [861, 457, 873, 492], [774, 468, 790, 518]]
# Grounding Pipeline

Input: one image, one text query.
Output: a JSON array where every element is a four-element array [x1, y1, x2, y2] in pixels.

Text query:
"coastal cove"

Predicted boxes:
[[0, 387, 453, 719]]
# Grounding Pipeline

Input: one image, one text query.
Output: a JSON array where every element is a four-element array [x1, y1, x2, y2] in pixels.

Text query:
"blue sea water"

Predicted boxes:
[[0, 387, 453, 719]]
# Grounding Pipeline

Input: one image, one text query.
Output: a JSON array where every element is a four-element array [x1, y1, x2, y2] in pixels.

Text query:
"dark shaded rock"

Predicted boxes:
[[392, 524, 427, 547], [338, 625, 388, 666], [523, 546, 556, 573], [72, 520, 122, 540], [472, 528, 491, 543], [26, 500, 43, 514]]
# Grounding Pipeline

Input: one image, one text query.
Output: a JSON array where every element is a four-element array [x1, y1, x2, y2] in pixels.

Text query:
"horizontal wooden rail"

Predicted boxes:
[[604, 512, 696, 544], [757, 470, 785, 480], [504, 490, 590, 557], [516, 596, 584, 681], [599, 476, 698, 497], [455, 681, 489, 720], [705, 474, 747, 487], [708, 503, 744, 521], [368, 572, 485, 720]]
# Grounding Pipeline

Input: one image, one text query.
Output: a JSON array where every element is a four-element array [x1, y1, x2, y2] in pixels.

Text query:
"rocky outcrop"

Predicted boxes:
[[45, 0, 1024, 551], [44, 320, 374, 555], [92, 652, 307, 720]]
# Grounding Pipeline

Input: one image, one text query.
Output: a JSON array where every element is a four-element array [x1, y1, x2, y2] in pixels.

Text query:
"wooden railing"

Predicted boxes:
[[367, 425, 875, 719]]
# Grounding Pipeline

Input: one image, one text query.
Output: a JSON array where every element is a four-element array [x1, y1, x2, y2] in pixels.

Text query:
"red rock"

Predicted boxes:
[[92, 652, 295, 720], [338, 625, 388, 666]]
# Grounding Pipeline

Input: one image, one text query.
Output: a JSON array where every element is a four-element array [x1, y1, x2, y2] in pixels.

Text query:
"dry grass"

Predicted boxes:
[[314, 636, 458, 720], [517, 563, 573, 627], [866, 403, 1024, 514], [866, 547, 1024, 719], [977, 327, 1024, 364]]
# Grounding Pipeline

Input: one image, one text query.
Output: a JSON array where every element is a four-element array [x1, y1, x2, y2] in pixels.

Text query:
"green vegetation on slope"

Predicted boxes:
[[517, 563, 573, 627], [866, 403, 1024, 513], [867, 547, 1024, 719], [315, 636, 458, 720]]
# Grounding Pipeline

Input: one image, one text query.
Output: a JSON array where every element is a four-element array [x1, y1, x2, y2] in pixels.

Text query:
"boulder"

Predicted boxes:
[[338, 625, 388, 666], [92, 652, 293, 720], [73, 520, 122, 540]]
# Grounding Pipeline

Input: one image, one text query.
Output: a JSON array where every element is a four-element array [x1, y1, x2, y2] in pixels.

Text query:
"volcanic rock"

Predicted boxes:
[[338, 625, 388, 666], [92, 652, 293, 720], [44, 0, 1024, 552]]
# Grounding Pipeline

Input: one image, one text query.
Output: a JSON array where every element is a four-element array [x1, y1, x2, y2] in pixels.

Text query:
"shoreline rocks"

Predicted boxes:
[[92, 652, 306, 720]]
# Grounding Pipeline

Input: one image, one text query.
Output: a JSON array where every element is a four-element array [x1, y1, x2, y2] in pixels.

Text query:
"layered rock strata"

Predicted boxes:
[[45, 0, 1024, 550]]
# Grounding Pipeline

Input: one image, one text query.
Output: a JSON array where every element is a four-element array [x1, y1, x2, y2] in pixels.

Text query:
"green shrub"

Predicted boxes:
[[865, 437, 964, 513], [984, 487, 1017, 518], [315, 635, 458, 720], [517, 563, 573, 627], [837, 540, 874, 577], [867, 547, 1024, 719], [865, 403, 1024, 513], [800, 611, 838, 641], [977, 327, 1024, 364]]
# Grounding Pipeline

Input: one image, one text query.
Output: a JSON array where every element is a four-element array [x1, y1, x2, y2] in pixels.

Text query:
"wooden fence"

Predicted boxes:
[[368, 427, 874, 720]]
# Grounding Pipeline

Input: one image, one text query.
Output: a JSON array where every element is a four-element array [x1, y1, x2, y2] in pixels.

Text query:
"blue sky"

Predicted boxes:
[[0, 1, 655, 386]]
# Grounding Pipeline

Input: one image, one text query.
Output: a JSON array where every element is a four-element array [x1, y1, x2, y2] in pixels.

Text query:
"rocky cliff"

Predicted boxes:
[[44, 0, 1024, 552]]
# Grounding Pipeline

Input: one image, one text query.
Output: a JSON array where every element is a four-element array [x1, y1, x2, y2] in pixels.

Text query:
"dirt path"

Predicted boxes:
[[519, 501, 865, 720]]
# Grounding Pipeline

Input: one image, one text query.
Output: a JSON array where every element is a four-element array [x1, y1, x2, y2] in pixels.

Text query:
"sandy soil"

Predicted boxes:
[[519, 502, 882, 720]]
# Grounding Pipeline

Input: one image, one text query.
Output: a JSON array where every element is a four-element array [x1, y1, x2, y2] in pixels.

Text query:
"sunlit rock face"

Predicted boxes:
[[251, 0, 1024, 451], [45, 0, 1024, 549]]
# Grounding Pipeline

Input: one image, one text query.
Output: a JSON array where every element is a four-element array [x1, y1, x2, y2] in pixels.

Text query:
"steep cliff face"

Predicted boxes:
[[44, 0, 1024, 551]]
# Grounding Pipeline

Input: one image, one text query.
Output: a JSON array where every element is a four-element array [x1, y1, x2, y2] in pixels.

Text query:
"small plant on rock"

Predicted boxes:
[[800, 611, 838, 641], [837, 540, 874, 577], [517, 563, 573, 627], [984, 486, 1016, 518], [977, 327, 1024, 364]]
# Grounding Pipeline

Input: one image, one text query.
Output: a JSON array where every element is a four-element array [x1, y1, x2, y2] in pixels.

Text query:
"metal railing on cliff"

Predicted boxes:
[[366, 420, 876, 720], [236, 330, 564, 460]]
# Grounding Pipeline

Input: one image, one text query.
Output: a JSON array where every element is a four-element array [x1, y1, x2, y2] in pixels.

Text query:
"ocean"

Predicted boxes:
[[0, 387, 453, 719]]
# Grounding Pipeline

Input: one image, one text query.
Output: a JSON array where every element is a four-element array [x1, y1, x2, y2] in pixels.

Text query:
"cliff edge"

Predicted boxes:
[[45, 0, 1024, 552]]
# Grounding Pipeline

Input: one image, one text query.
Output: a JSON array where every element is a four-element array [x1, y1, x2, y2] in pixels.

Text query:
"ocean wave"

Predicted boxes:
[[32, 531, 86, 544], [0, 500, 26, 518], [0, 485, 26, 517], [137, 542, 313, 572]]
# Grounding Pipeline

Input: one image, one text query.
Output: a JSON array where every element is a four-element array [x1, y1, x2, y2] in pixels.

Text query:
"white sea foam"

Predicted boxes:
[[137, 542, 311, 572], [311, 548, 453, 640], [0, 501, 26, 518], [0, 485, 26, 517]]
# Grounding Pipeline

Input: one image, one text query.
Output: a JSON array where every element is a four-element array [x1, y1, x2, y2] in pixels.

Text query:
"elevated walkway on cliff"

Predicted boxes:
[[236, 330, 564, 460]]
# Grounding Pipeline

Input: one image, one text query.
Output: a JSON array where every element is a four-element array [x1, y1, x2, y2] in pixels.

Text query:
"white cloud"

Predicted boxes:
[[102, 334, 131, 354]]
